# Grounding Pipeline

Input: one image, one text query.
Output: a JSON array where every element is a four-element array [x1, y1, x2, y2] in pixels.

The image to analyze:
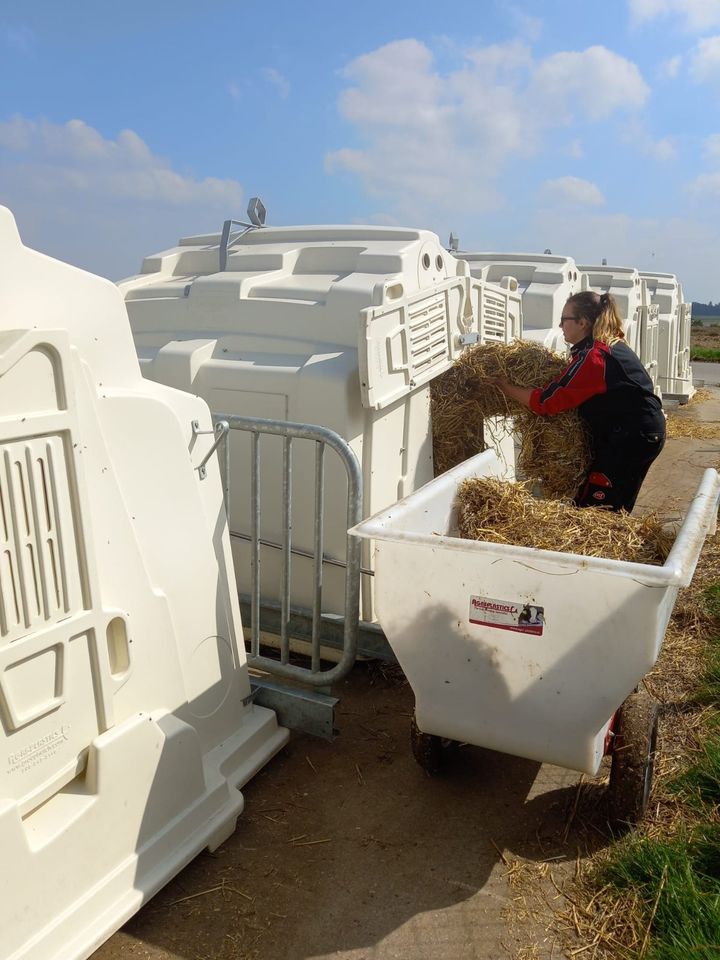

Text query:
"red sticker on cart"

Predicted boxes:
[[469, 595, 544, 636]]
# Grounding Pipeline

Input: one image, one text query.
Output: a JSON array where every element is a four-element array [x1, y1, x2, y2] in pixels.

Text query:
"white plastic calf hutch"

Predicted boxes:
[[579, 265, 660, 393], [640, 272, 694, 402], [458, 252, 580, 356], [353, 450, 720, 822], [0, 207, 288, 960], [120, 224, 521, 627]]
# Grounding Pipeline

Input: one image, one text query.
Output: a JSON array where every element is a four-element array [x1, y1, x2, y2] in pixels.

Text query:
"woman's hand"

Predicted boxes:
[[490, 376, 533, 410], [492, 376, 513, 395]]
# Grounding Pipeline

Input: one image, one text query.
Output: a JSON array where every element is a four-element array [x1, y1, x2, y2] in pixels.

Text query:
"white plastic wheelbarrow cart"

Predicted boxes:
[[351, 450, 720, 825]]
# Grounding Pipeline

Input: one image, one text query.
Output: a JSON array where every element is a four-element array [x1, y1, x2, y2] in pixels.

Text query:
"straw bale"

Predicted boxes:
[[457, 476, 672, 565], [431, 341, 591, 499]]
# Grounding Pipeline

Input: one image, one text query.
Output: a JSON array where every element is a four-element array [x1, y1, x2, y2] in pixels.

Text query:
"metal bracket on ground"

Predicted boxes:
[[250, 677, 337, 741]]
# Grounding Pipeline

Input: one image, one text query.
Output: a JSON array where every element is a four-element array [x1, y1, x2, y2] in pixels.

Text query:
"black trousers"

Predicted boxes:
[[574, 420, 666, 513]]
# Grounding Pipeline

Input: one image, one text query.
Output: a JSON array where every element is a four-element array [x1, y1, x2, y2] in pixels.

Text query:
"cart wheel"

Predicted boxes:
[[607, 689, 659, 827], [410, 715, 457, 775]]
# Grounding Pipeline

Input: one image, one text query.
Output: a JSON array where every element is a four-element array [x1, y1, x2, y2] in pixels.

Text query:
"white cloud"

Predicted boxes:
[[327, 39, 648, 216], [506, 7, 543, 42], [532, 46, 648, 121], [645, 136, 677, 161], [540, 176, 605, 207], [0, 117, 244, 279], [687, 171, 720, 198], [338, 39, 446, 128], [0, 117, 242, 205], [567, 139, 584, 158], [227, 81, 241, 102], [681, 134, 720, 200], [690, 36, 720, 82], [523, 208, 718, 300], [261, 68, 290, 98], [620, 120, 677, 161], [704, 133, 720, 161], [680, 126, 720, 201], [450, 206, 719, 300], [658, 54, 682, 79], [629, 0, 720, 31]]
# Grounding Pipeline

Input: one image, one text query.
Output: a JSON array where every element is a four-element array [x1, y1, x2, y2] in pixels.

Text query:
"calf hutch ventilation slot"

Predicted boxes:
[[0, 436, 82, 644], [482, 290, 513, 342], [407, 292, 451, 378]]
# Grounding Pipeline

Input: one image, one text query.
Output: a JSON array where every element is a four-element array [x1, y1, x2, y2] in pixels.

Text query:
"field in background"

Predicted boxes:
[[691, 322, 720, 361]]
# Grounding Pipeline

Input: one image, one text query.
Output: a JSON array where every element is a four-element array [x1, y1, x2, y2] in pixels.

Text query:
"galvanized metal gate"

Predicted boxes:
[[205, 414, 368, 738]]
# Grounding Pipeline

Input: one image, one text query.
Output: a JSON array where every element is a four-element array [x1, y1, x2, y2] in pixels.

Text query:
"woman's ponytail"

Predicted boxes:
[[592, 292, 625, 345], [565, 291, 625, 346]]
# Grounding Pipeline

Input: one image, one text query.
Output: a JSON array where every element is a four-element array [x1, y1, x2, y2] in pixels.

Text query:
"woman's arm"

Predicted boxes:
[[495, 344, 608, 417], [494, 377, 533, 408], [529, 346, 607, 415]]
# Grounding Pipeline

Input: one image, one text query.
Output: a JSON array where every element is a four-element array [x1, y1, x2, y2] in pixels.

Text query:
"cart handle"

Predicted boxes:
[[665, 468, 720, 587]]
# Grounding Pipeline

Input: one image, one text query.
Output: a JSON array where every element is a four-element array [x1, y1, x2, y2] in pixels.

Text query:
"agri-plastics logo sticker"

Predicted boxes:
[[469, 595, 545, 636]]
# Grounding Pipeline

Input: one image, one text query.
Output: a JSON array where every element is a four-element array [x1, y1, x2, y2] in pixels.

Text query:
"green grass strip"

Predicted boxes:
[[703, 583, 720, 621], [598, 826, 720, 958], [694, 646, 720, 706], [591, 579, 720, 958], [670, 728, 720, 809], [692, 586, 720, 705], [690, 347, 720, 362]]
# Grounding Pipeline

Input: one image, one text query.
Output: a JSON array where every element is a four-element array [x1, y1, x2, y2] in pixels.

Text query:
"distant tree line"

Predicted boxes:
[[692, 301, 720, 316]]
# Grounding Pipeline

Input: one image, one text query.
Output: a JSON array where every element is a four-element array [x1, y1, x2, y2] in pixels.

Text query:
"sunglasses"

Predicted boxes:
[[559, 314, 579, 324]]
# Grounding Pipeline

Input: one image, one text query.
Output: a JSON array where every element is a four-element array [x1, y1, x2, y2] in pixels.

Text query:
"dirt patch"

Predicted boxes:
[[94, 669, 584, 960], [94, 389, 720, 960]]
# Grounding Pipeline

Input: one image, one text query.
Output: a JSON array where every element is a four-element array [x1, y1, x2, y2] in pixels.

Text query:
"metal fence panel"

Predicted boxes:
[[220, 415, 362, 687]]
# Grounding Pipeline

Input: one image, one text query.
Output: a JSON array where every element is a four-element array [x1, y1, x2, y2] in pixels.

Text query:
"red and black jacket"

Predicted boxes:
[[529, 337, 663, 441]]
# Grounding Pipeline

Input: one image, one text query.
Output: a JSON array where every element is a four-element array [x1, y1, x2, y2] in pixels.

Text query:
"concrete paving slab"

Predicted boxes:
[[636, 385, 720, 519], [691, 362, 720, 387]]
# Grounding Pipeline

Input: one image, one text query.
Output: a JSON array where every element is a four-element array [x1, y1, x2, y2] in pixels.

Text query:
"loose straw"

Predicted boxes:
[[457, 477, 672, 565], [431, 340, 591, 499]]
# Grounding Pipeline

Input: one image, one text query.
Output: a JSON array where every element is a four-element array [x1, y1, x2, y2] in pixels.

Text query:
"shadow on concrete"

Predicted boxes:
[[97, 655, 614, 960]]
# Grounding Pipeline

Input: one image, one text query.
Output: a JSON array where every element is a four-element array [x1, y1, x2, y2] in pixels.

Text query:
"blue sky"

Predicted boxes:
[[2, 0, 720, 298]]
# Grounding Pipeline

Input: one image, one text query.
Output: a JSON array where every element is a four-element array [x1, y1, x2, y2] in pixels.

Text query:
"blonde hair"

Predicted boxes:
[[565, 291, 625, 346]]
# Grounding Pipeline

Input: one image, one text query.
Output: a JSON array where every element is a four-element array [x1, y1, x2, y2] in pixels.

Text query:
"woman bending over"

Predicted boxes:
[[495, 291, 665, 512]]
